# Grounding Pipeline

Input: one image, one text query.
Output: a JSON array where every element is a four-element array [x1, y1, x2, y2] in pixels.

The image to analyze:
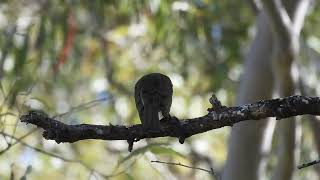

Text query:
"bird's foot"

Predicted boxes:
[[160, 115, 179, 124], [161, 116, 186, 144]]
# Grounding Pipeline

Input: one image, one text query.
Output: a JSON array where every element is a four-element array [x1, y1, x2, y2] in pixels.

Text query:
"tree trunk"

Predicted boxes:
[[222, 12, 275, 180]]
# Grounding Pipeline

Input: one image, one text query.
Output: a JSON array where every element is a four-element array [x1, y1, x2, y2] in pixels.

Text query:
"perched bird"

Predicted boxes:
[[134, 73, 173, 131]]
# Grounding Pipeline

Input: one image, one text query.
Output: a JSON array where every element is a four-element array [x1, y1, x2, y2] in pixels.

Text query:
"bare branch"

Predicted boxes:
[[261, 0, 310, 41], [0, 128, 38, 155], [20, 95, 320, 151], [151, 160, 216, 177], [0, 131, 111, 179], [261, 0, 292, 42], [53, 97, 111, 119]]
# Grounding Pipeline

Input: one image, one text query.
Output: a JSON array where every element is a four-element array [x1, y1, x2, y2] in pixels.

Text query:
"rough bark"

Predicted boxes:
[[20, 95, 320, 152]]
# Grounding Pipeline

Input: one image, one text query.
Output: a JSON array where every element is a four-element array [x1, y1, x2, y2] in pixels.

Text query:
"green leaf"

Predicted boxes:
[[149, 145, 185, 158], [118, 143, 184, 167]]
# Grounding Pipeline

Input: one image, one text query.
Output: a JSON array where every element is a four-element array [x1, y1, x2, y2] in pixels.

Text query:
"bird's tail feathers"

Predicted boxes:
[[143, 105, 160, 131]]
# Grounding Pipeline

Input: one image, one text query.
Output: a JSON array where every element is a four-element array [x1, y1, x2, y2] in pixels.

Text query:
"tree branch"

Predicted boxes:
[[20, 95, 320, 151], [261, 0, 292, 42], [292, 0, 310, 35], [261, 0, 310, 42]]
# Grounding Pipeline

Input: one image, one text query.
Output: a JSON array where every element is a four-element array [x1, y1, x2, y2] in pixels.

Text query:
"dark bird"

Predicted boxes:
[[134, 73, 173, 131]]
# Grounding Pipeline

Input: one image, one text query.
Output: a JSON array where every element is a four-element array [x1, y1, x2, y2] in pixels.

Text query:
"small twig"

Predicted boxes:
[[0, 131, 111, 179], [0, 127, 38, 155], [0, 131, 75, 162], [104, 156, 140, 179], [298, 159, 320, 169], [127, 139, 134, 152], [151, 160, 216, 176], [53, 97, 111, 118]]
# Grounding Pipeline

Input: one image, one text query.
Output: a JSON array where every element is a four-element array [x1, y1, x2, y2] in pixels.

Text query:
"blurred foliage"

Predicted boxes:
[[0, 0, 319, 179]]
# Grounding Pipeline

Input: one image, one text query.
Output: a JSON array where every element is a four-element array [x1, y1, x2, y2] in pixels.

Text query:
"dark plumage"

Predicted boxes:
[[134, 73, 173, 131]]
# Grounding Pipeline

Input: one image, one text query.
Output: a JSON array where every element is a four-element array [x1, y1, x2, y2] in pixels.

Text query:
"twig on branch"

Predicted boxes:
[[20, 95, 320, 152], [52, 97, 111, 119]]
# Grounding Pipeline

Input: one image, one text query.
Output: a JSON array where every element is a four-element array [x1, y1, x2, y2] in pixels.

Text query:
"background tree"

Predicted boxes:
[[0, 0, 319, 179]]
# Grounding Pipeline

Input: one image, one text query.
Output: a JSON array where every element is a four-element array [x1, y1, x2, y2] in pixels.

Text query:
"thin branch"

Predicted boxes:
[[0, 131, 111, 179], [261, 0, 292, 42], [20, 95, 320, 151], [12, 83, 37, 143], [0, 131, 76, 162], [53, 97, 111, 119], [104, 156, 140, 178], [151, 160, 216, 176], [190, 146, 218, 175], [0, 128, 38, 155]]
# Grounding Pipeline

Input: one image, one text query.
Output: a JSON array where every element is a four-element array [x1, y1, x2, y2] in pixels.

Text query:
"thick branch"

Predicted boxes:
[[20, 95, 320, 148]]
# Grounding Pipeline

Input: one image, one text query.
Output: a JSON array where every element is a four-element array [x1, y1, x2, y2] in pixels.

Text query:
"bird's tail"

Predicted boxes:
[[143, 105, 160, 131]]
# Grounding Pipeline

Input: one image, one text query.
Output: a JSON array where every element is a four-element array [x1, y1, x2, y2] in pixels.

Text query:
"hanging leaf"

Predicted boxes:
[[149, 145, 185, 158]]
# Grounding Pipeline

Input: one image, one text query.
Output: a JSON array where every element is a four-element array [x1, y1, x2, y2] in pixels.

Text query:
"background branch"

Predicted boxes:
[[151, 160, 216, 177], [261, 0, 292, 42]]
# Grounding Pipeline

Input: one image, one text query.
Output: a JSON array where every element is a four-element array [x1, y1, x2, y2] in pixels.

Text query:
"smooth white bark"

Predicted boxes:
[[222, 12, 274, 180]]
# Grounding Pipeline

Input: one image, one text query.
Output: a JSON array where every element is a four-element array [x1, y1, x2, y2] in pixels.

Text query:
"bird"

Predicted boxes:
[[134, 73, 173, 131]]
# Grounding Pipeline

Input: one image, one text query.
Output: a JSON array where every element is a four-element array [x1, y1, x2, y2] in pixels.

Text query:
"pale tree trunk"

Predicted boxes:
[[261, 0, 310, 180], [222, 0, 310, 179], [222, 12, 275, 180]]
